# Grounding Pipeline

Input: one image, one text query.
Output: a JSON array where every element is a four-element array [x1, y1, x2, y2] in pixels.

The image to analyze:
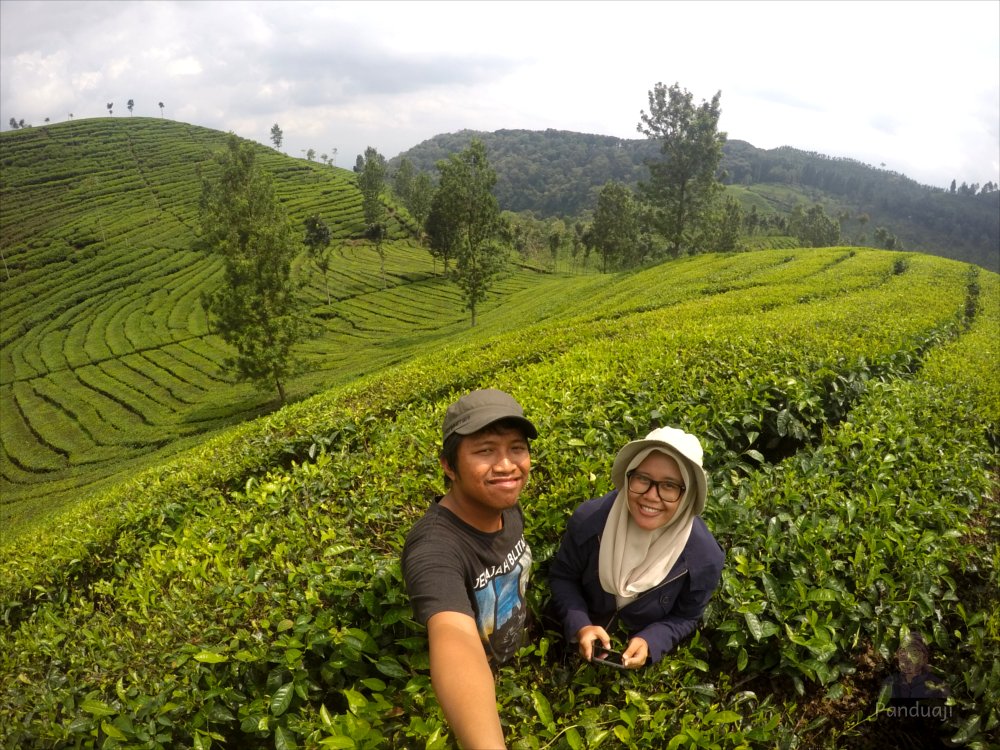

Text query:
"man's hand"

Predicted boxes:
[[574, 624, 611, 661], [427, 611, 506, 749]]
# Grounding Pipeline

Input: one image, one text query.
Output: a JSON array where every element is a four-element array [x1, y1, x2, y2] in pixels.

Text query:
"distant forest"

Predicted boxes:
[[391, 129, 999, 271]]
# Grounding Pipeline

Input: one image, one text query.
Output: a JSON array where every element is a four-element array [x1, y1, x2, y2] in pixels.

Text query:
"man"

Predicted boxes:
[[402, 389, 537, 749]]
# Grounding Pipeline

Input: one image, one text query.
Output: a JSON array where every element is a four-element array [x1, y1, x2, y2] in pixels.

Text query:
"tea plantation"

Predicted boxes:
[[1, 117, 585, 532], [2, 117, 998, 749], [1, 210, 997, 750]]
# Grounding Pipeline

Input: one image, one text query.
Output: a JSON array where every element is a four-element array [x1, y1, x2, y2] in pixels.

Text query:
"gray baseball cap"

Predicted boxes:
[[442, 389, 538, 443]]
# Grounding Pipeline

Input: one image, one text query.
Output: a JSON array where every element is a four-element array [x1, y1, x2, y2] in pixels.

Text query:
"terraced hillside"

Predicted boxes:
[[0, 117, 560, 528], [1, 248, 997, 748]]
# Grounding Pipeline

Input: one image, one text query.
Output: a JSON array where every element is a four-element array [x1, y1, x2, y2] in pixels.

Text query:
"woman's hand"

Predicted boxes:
[[575, 625, 611, 661], [622, 637, 649, 669]]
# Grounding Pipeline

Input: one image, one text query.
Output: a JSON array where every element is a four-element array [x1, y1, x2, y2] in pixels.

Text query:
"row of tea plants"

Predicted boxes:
[[1, 249, 996, 748]]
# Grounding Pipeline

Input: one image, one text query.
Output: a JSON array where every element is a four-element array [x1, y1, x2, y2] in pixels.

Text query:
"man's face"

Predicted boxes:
[[442, 426, 531, 513]]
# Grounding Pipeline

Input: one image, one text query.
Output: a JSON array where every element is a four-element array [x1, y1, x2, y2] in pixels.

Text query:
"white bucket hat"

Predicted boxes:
[[610, 426, 708, 515]]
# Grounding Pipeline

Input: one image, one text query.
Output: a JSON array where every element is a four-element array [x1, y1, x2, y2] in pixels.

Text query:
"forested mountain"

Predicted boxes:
[[391, 129, 999, 270]]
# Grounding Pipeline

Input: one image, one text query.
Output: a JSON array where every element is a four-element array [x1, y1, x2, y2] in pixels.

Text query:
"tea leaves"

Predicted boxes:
[[1, 245, 996, 747]]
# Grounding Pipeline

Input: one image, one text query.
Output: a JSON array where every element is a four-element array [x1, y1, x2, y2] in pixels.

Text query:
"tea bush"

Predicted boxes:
[[2, 249, 996, 748]]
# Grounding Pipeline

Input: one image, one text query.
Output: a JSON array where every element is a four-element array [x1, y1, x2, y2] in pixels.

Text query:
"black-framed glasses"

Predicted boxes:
[[627, 471, 685, 503]]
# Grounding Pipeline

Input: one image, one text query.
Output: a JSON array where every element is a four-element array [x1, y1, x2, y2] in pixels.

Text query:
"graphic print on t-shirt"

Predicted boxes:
[[473, 538, 532, 663]]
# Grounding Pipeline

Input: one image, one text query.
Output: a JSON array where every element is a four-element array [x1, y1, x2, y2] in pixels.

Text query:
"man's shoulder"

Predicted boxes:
[[403, 503, 461, 558]]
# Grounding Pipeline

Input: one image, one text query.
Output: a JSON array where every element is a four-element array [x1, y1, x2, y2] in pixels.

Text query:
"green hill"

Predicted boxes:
[[392, 129, 1000, 271], [1, 245, 997, 747], [0, 117, 589, 528], [2, 119, 998, 746]]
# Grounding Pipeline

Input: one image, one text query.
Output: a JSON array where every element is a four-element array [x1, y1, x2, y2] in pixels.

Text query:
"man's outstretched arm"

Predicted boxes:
[[427, 611, 506, 749]]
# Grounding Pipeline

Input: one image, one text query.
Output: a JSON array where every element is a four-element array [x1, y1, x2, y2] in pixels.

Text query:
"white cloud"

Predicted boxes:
[[1, 0, 997, 189], [166, 56, 203, 77]]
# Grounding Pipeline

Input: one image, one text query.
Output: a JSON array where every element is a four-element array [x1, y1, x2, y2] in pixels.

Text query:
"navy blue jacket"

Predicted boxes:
[[548, 490, 725, 664]]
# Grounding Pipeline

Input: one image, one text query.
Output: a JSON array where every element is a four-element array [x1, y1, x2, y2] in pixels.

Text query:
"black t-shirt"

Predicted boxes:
[[402, 499, 532, 665]]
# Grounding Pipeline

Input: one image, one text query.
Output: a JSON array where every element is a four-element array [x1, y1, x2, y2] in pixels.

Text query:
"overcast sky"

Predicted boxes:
[[2, 0, 998, 190]]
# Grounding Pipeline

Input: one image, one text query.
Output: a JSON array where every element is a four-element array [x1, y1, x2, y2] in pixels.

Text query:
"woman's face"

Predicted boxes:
[[626, 451, 684, 531]]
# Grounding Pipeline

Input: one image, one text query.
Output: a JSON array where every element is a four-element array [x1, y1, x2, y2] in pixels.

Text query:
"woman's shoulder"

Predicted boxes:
[[568, 491, 617, 535], [687, 517, 726, 568]]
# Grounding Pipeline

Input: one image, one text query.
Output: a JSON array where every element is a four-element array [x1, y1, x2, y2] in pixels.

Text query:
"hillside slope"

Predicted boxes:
[[1, 248, 996, 748], [0, 118, 571, 525]]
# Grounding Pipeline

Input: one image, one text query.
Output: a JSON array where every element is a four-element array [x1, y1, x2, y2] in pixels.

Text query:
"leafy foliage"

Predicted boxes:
[[0, 117, 540, 529], [637, 82, 726, 256], [590, 181, 639, 271], [431, 139, 507, 326], [358, 146, 388, 287], [2, 248, 997, 749], [392, 131, 999, 270], [198, 134, 306, 404]]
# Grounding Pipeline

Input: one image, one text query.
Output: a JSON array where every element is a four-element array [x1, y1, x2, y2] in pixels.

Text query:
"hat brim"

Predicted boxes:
[[611, 439, 707, 515]]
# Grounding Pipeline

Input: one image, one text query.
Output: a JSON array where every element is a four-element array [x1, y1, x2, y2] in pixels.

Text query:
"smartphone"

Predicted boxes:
[[591, 641, 628, 669]]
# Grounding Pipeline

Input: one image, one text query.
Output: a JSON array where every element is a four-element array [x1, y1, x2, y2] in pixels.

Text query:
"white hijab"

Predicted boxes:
[[598, 446, 697, 608]]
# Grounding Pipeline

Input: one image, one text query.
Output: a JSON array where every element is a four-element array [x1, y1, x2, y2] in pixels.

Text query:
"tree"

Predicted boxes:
[[426, 185, 461, 275], [303, 214, 333, 304], [197, 134, 305, 404], [158, 101, 165, 117], [127, 99, 134, 116], [393, 158, 416, 206], [8, 118, 18, 130], [409, 171, 434, 230], [637, 82, 726, 256], [789, 203, 840, 247], [873, 226, 899, 250], [270, 123, 283, 150], [305, 148, 316, 162], [714, 196, 745, 252], [393, 158, 434, 234], [107, 102, 113, 117], [433, 139, 506, 326], [548, 228, 562, 269], [590, 181, 639, 271], [358, 146, 388, 287]]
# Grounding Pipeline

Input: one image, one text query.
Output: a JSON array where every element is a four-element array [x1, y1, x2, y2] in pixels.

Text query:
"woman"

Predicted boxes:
[[548, 427, 725, 668]]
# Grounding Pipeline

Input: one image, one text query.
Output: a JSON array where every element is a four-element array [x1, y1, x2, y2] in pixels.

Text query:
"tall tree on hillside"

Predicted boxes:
[[637, 82, 726, 257], [107, 102, 113, 117], [270, 123, 283, 150], [127, 99, 134, 116], [433, 139, 506, 326], [426, 184, 460, 274], [408, 171, 434, 231], [393, 157, 434, 234], [789, 203, 840, 247], [393, 157, 416, 207], [715, 196, 745, 252], [198, 134, 305, 404], [590, 181, 640, 271], [359, 146, 388, 288], [303, 214, 334, 304], [158, 101, 165, 117]]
